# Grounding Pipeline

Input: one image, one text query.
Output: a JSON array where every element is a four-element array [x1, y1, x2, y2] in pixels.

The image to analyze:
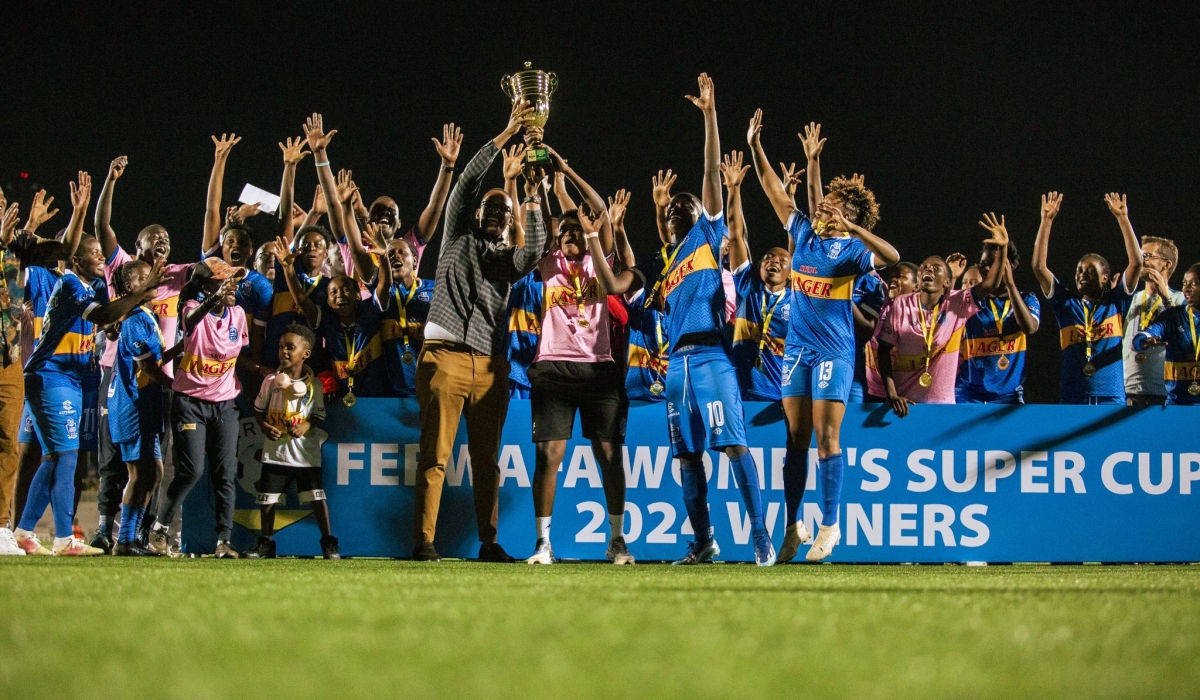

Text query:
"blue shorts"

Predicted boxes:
[[17, 401, 37, 445], [665, 345, 746, 457], [25, 376, 82, 454], [80, 375, 100, 452], [116, 433, 162, 462], [780, 347, 854, 402]]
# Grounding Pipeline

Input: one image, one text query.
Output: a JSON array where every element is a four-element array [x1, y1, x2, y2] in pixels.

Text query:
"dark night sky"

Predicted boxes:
[[2, 3, 1198, 403]]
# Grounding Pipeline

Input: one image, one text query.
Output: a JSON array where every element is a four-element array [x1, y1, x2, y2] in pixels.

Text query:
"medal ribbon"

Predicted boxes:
[[342, 325, 366, 392], [568, 262, 588, 320], [645, 243, 684, 309], [1140, 294, 1163, 331], [394, 280, 419, 349], [1190, 308, 1199, 364], [988, 297, 1011, 334], [652, 314, 668, 381], [918, 299, 944, 377], [1081, 300, 1095, 363], [756, 290, 785, 368]]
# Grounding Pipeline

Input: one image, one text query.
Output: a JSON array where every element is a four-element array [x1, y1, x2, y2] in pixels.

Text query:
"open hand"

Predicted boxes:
[[747, 109, 763, 147], [1041, 191, 1063, 220], [719, 151, 750, 188], [578, 207, 607, 236], [271, 236, 298, 267], [433, 123, 463, 166], [978, 212, 1009, 246], [362, 222, 386, 255], [336, 169, 358, 204], [212, 133, 241, 160], [310, 184, 327, 216], [69, 172, 92, 213], [946, 252, 968, 280], [779, 162, 804, 199], [1104, 192, 1128, 218], [279, 136, 311, 165], [607, 189, 631, 229], [505, 99, 535, 135], [502, 145, 527, 181], [138, 260, 169, 299], [303, 113, 337, 152], [887, 393, 914, 418], [799, 122, 826, 160], [685, 73, 715, 112], [107, 156, 128, 182], [25, 189, 58, 231], [651, 169, 676, 209], [290, 202, 307, 230], [0, 203, 19, 240], [261, 422, 284, 441]]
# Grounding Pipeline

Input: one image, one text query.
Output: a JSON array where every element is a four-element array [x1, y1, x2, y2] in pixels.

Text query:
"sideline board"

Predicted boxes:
[[182, 399, 1200, 562]]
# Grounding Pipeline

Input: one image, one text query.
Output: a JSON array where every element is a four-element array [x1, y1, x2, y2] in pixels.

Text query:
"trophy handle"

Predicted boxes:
[[500, 74, 515, 100], [547, 72, 559, 96]]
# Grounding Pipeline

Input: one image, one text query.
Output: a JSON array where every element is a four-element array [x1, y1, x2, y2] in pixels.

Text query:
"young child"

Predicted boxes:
[[245, 324, 338, 560]]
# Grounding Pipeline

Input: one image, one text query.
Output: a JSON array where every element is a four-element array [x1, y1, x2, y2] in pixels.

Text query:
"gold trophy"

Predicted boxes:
[[502, 62, 558, 169]]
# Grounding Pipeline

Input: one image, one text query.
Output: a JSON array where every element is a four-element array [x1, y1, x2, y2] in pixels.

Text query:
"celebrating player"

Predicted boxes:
[[747, 113, 899, 562], [1123, 236, 1184, 406], [1031, 192, 1143, 404], [1133, 263, 1200, 405]]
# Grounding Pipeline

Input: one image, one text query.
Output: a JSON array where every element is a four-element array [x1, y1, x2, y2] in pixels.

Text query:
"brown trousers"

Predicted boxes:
[[0, 361, 24, 528], [413, 344, 510, 545]]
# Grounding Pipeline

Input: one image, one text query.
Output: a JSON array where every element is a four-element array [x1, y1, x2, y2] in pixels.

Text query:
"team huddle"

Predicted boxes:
[[1, 73, 1196, 565]]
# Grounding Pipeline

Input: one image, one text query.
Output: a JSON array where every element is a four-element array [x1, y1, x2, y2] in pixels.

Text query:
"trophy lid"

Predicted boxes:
[[501, 62, 558, 100]]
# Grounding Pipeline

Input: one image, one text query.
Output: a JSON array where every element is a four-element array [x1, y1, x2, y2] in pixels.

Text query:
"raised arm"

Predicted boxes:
[[512, 174, 549, 276], [1104, 193, 1143, 293], [548, 147, 613, 255], [501, 145, 527, 249], [276, 136, 310, 248], [608, 189, 636, 270], [335, 169, 376, 282], [823, 204, 900, 268], [746, 109, 797, 227], [1005, 259, 1040, 335], [94, 157, 127, 258], [553, 171, 577, 213], [363, 223, 391, 306], [443, 100, 533, 254], [651, 169, 677, 246], [202, 133, 242, 254], [90, 261, 167, 327], [413, 123, 463, 244], [0, 203, 18, 248], [23, 188, 58, 237], [970, 214, 1010, 299], [721, 152, 751, 272], [799, 122, 826, 218], [1030, 191, 1062, 297], [180, 277, 239, 333], [583, 210, 641, 296], [685, 73, 722, 216], [270, 236, 320, 327], [303, 113, 348, 247]]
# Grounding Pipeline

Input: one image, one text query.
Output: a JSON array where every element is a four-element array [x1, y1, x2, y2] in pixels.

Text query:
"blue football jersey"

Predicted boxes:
[[786, 210, 876, 360], [381, 278, 435, 397], [1047, 277, 1132, 402], [24, 271, 107, 387], [625, 290, 669, 402], [1137, 305, 1200, 405], [265, 260, 329, 367], [958, 291, 1041, 402], [315, 300, 386, 397], [852, 272, 887, 389], [507, 271, 544, 392], [108, 308, 165, 443], [23, 265, 62, 342], [731, 263, 791, 402], [659, 212, 729, 353]]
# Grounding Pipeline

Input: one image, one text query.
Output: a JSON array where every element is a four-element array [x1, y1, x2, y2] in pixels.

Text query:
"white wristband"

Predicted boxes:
[[314, 161, 331, 168], [584, 231, 600, 241]]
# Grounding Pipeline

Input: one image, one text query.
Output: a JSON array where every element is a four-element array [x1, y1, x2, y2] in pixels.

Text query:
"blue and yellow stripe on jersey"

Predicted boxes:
[[1136, 305, 1200, 405], [317, 299, 386, 398], [659, 212, 729, 353], [264, 262, 328, 368], [1046, 277, 1133, 402], [731, 265, 790, 402], [785, 210, 876, 361], [24, 266, 62, 342], [957, 291, 1041, 402], [507, 271, 544, 393], [24, 270, 105, 387], [625, 293, 668, 403], [381, 278, 434, 398]]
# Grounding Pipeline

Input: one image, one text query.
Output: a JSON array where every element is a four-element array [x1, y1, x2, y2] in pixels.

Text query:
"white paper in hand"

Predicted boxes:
[[238, 184, 281, 215]]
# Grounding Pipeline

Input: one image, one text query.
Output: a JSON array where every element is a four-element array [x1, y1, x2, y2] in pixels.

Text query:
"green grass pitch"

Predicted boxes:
[[2, 559, 1197, 699]]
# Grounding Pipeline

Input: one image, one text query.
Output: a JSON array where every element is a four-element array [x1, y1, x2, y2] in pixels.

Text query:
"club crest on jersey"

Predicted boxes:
[[229, 326, 239, 342], [828, 241, 844, 259]]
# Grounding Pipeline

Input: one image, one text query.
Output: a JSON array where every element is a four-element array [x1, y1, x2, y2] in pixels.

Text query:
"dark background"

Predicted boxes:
[[2, 3, 1197, 403]]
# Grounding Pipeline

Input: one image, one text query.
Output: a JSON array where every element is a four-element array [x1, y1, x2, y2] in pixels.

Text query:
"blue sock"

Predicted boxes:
[[730, 451, 765, 535], [16, 459, 55, 532], [129, 507, 145, 544], [680, 465, 713, 543], [818, 453, 844, 527], [49, 452, 79, 538], [118, 504, 135, 544], [783, 445, 809, 525]]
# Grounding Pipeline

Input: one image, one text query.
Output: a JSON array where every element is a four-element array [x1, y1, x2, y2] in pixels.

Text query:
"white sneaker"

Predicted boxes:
[[777, 521, 813, 563], [0, 528, 26, 556], [806, 524, 841, 562], [525, 539, 554, 565], [606, 536, 635, 565]]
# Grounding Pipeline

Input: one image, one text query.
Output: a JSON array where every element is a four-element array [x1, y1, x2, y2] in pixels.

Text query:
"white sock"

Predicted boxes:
[[608, 513, 624, 540], [53, 536, 72, 549], [13, 527, 33, 538], [535, 516, 551, 542]]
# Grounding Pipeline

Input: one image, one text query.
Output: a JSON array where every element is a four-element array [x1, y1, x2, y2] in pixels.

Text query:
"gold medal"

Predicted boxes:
[[919, 372, 933, 388], [996, 355, 1010, 370], [1190, 382, 1200, 397], [343, 392, 357, 407], [755, 354, 764, 370], [402, 351, 415, 365], [649, 380, 665, 396], [1135, 352, 1147, 363], [577, 317, 590, 328], [1082, 363, 1096, 377]]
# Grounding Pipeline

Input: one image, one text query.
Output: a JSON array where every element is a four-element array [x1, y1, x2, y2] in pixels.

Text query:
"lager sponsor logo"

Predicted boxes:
[[662, 247, 718, 300], [179, 353, 237, 378]]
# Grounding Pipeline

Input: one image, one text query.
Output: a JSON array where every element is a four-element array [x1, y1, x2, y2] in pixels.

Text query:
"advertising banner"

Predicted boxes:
[[182, 400, 1200, 562]]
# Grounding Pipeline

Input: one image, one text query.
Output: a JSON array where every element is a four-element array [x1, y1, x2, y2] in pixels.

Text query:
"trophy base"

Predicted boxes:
[[524, 146, 556, 173]]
